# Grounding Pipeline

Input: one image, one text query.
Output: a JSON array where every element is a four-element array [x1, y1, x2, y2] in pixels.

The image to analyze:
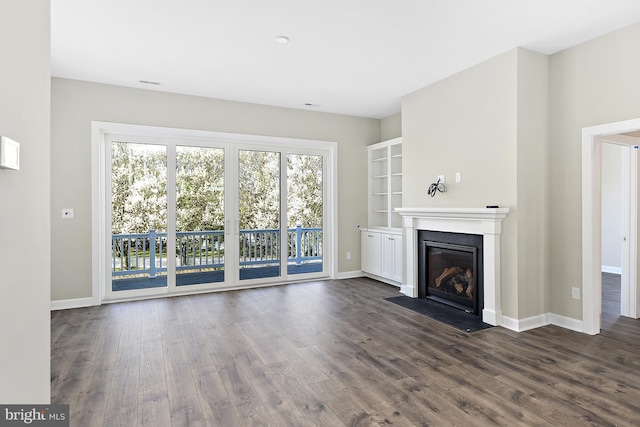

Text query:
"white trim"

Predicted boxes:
[[361, 272, 401, 288], [621, 143, 631, 317], [336, 270, 365, 280], [628, 146, 638, 319], [91, 123, 104, 306], [601, 266, 622, 275], [548, 313, 583, 333], [50, 297, 96, 311], [501, 313, 582, 333], [498, 315, 520, 332], [582, 119, 640, 335], [501, 314, 548, 332]]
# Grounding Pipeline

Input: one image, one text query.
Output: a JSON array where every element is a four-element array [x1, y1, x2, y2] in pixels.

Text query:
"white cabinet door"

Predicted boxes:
[[361, 231, 381, 276], [382, 233, 402, 283], [391, 234, 403, 283]]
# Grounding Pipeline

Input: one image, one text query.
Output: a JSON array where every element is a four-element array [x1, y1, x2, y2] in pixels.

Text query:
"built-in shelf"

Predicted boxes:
[[367, 137, 402, 229], [364, 137, 403, 287]]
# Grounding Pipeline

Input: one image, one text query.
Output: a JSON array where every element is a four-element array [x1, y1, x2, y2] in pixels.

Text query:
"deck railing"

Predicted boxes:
[[112, 226, 322, 278]]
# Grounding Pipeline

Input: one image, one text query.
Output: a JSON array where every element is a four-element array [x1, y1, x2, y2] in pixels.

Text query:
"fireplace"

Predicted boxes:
[[395, 207, 509, 326], [418, 230, 483, 316]]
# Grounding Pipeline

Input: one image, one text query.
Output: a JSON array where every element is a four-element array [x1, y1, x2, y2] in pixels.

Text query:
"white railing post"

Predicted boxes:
[[296, 225, 303, 265], [149, 229, 157, 278]]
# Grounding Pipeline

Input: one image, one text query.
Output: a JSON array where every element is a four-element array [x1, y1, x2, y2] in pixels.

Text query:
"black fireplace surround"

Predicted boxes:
[[418, 230, 484, 317]]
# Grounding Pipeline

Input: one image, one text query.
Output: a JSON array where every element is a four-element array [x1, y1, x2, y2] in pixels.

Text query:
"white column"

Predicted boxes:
[[482, 232, 501, 326], [401, 217, 417, 297]]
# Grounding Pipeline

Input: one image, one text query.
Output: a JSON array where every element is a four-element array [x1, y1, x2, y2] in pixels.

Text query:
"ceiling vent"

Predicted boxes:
[[139, 80, 162, 86]]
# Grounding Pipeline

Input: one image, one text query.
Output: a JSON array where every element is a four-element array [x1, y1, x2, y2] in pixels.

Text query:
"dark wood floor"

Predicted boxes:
[[51, 276, 640, 426]]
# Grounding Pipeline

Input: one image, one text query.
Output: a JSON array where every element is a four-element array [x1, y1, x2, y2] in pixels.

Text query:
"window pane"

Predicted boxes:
[[176, 146, 225, 285], [238, 150, 281, 280], [287, 154, 323, 275], [111, 142, 167, 291]]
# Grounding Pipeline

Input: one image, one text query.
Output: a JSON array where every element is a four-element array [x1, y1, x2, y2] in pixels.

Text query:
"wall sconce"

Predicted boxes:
[[427, 177, 447, 197], [0, 136, 20, 170]]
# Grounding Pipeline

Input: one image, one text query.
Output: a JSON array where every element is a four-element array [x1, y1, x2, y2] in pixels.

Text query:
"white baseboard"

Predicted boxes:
[[50, 297, 97, 311], [501, 314, 549, 332], [500, 312, 583, 333], [601, 265, 622, 274], [548, 313, 583, 333], [336, 270, 364, 280]]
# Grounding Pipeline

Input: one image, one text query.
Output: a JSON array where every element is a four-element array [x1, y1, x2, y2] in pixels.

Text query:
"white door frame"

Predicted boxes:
[[92, 121, 338, 304], [582, 119, 640, 335]]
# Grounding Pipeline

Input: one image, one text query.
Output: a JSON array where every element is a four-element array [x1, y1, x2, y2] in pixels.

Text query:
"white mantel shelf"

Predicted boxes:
[[395, 207, 509, 221], [395, 207, 510, 326]]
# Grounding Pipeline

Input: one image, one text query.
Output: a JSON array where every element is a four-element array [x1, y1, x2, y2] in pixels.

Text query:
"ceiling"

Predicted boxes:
[[51, 0, 640, 119]]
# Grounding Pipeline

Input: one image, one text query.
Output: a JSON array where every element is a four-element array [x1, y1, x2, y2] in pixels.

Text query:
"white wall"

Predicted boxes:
[[402, 49, 520, 319], [380, 113, 402, 141], [0, 0, 51, 403], [51, 78, 380, 301], [601, 143, 623, 273], [516, 49, 550, 318], [401, 48, 549, 321], [549, 22, 640, 319]]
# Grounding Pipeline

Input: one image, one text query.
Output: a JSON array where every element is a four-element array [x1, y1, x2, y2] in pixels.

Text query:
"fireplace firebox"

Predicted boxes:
[[418, 230, 483, 317]]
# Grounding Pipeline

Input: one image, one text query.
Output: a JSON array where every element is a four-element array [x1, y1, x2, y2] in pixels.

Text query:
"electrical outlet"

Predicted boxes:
[[572, 287, 580, 300], [62, 209, 74, 219], [346, 252, 351, 260], [437, 174, 445, 184]]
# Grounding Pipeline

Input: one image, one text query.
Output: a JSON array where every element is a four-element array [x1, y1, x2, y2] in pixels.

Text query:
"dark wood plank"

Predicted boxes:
[[51, 276, 640, 426]]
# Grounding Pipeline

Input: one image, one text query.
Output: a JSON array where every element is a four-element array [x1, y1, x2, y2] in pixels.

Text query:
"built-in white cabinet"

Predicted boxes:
[[381, 232, 403, 283], [362, 137, 403, 286], [361, 229, 402, 286], [361, 231, 382, 277]]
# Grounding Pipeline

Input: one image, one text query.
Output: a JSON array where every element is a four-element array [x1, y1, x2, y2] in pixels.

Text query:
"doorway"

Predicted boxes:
[[582, 119, 640, 335]]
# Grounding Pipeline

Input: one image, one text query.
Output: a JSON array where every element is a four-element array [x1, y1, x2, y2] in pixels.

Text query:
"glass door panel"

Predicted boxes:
[[238, 150, 281, 280], [111, 141, 168, 292], [287, 154, 323, 275], [175, 146, 225, 286]]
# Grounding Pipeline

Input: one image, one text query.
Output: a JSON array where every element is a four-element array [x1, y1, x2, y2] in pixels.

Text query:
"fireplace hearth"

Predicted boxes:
[[418, 230, 483, 317]]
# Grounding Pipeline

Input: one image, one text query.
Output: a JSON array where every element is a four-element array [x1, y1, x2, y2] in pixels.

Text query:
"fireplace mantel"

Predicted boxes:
[[395, 207, 509, 326]]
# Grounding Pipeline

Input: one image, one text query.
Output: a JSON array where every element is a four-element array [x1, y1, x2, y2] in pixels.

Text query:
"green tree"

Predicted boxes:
[[238, 150, 280, 230], [176, 146, 225, 232], [287, 154, 323, 228], [111, 142, 167, 234]]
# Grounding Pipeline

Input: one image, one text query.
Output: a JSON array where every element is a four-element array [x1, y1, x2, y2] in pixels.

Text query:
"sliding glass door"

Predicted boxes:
[[238, 149, 281, 280], [110, 141, 168, 292], [105, 133, 328, 299], [175, 145, 226, 286], [287, 153, 323, 276]]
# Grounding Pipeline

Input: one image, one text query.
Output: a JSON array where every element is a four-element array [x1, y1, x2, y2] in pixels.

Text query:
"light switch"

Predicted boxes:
[[571, 287, 580, 300], [0, 136, 20, 170]]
